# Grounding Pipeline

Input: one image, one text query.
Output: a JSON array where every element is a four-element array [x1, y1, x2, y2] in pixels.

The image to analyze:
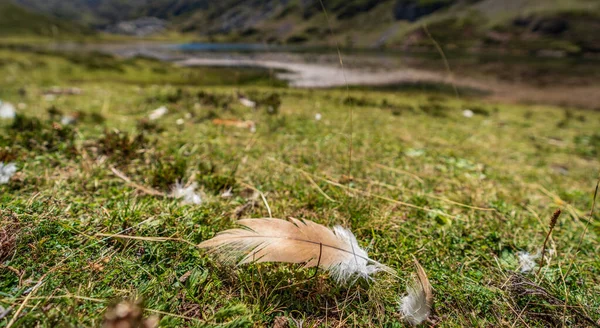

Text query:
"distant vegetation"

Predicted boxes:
[[0, 3, 93, 38], [9, 0, 600, 56]]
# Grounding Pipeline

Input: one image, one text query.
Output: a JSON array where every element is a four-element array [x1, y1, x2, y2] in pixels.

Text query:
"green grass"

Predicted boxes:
[[0, 46, 599, 327], [0, 3, 94, 39]]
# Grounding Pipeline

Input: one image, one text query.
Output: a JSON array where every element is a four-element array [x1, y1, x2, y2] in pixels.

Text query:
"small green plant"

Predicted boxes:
[[197, 161, 236, 194], [150, 156, 188, 190], [95, 129, 150, 164], [262, 93, 282, 115], [136, 119, 164, 133], [419, 102, 450, 117], [197, 91, 234, 109], [6, 114, 76, 153]]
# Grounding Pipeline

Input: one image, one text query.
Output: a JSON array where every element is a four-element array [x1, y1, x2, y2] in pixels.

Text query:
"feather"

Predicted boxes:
[[239, 97, 256, 108], [0, 162, 17, 184], [400, 259, 433, 326], [170, 181, 202, 205], [149, 106, 168, 120], [517, 251, 539, 273], [0, 101, 16, 119], [199, 218, 390, 283]]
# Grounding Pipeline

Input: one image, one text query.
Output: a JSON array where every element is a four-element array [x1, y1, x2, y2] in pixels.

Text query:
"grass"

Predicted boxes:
[[0, 45, 599, 327]]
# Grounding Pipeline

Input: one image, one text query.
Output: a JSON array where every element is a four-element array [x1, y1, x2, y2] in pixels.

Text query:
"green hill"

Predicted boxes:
[[0, 2, 94, 38], [8, 0, 600, 55]]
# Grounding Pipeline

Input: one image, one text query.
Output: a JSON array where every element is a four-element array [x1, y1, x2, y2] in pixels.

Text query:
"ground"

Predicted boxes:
[[0, 46, 599, 327]]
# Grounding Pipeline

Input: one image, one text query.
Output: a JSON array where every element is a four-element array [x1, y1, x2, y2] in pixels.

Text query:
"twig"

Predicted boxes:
[[109, 166, 164, 197], [537, 209, 561, 275]]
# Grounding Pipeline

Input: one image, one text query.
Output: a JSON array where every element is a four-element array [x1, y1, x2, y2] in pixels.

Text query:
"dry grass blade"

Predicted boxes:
[[109, 166, 164, 197], [239, 181, 272, 218], [300, 170, 336, 202], [422, 24, 459, 99], [372, 162, 424, 184], [269, 157, 456, 219], [95, 233, 198, 248], [317, 0, 351, 178]]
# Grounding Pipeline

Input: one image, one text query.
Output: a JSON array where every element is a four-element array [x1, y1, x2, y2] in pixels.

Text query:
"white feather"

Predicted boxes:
[[239, 97, 256, 108], [0, 102, 16, 119], [517, 251, 539, 273], [220, 187, 234, 198], [61, 115, 77, 125], [400, 260, 432, 326], [328, 226, 380, 283], [0, 162, 17, 184], [171, 181, 202, 205], [149, 106, 168, 120], [462, 109, 474, 118]]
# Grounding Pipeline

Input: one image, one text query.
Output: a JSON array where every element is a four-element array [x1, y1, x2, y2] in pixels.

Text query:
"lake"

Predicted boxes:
[[88, 41, 600, 109]]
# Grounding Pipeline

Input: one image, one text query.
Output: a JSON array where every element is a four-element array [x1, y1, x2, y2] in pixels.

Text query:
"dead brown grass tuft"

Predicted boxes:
[[0, 210, 20, 262], [506, 273, 599, 327]]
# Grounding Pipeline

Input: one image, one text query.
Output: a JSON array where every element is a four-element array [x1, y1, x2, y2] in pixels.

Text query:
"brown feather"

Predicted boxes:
[[199, 218, 390, 283]]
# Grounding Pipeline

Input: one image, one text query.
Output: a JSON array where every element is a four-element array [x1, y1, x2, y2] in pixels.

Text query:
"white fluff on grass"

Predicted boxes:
[[0, 101, 16, 119], [220, 187, 233, 198], [315, 113, 322, 121], [517, 251, 539, 273], [239, 97, 256, 108], [171, 181, 202, 205], [462, 109, 474, 118], [61, 115, 77, 125], [0, 162, 17, 184], [149, 106, 168, 120]]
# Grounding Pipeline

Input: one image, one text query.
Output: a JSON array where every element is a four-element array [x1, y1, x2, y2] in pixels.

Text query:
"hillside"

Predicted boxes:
[[0, 2, 93, 38], [9, 0, 600, 55]]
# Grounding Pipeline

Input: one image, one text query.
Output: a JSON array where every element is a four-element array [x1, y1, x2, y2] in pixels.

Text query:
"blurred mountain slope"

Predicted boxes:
[[8, 0, 600, 55]]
